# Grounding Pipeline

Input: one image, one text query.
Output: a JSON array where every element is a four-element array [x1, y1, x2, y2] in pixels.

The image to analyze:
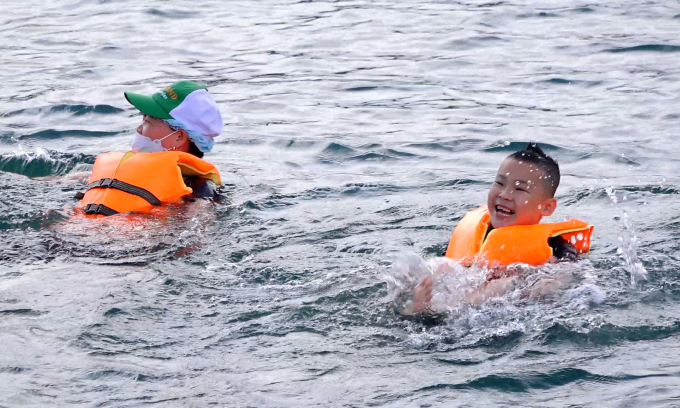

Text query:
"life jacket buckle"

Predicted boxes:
[[83, 203, 118, 216], [84, 203, 101, 214], [99, 178, 113, 188]]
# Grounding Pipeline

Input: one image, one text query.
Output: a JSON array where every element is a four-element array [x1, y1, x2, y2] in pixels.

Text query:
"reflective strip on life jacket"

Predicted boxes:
[[86, 178, 161, 206], [444, 206, 593, 267]]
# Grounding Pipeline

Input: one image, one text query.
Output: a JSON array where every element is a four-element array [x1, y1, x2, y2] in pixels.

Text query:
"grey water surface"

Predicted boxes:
[[1, 0, 680, 406]]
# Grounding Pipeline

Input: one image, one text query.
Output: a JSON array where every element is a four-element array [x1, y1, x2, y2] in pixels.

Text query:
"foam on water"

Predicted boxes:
[[387, 253, 608, 330]]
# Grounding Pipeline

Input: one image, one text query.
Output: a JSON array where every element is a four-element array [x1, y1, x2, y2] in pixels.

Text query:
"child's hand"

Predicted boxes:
[[524, 277, 561, 299], [411, 275, 434, 314]]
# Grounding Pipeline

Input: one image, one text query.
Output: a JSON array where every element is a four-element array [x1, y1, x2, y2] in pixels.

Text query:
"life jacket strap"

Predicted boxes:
[[83, 203, 118, 216], [87, 178, 162, 206]]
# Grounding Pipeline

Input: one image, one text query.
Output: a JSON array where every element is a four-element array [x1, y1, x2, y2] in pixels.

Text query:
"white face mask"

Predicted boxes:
[[131, 130, 178, 153]]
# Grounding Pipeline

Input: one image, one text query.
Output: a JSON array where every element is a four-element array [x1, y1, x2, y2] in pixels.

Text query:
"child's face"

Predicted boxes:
[[487, 158, 557, 228]]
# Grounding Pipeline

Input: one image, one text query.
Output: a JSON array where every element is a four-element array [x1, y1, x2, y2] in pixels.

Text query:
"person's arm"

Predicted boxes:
[[526, 237, 578, 298], [523, 271, 574, 299], [547, 236, 579, 262], [462, 276, 516, 306], [183, 177, 218, 199], [393, 275, 434, 316], [395, 267, 517, 313]]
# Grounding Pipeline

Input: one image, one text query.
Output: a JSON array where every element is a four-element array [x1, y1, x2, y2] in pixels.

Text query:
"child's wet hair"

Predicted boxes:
[[508, 143, 560, 196]]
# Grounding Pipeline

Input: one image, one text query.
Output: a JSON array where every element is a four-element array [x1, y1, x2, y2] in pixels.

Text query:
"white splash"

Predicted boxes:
[[567, 283, 606, 310], [605, 187, 647, 285]]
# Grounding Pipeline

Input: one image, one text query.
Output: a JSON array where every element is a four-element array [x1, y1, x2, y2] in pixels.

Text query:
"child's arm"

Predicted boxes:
[[393, 275, 434, 316], [548, 236, 579, 262], [462, 276, 516, 306], [524, 272, 574, 299], [396, 268, 515, 314]]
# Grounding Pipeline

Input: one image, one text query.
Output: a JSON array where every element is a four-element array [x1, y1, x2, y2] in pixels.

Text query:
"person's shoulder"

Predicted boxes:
[[184, 176, 218, 199]]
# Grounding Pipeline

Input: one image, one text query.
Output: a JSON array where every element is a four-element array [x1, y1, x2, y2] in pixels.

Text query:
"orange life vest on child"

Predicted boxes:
[[444, 206, 593, 267], [78, 151, 221, 217]]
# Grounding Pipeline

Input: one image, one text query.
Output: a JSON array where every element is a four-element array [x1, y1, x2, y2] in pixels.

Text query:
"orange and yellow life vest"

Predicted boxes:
[[78, 151, 221, 217], [444, 206, 593, 267]]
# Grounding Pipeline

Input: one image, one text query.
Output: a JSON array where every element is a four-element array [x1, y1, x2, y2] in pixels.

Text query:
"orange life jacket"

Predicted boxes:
[[78, 151, 221, 217], [444, 206, 593, 267]]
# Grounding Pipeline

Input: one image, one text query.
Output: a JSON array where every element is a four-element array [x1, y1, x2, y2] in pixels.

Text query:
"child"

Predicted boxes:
[[397, 143, 593, 315]]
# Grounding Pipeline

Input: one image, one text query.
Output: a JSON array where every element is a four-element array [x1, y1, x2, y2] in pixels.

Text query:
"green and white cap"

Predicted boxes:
[[124, 80, 223, 152]]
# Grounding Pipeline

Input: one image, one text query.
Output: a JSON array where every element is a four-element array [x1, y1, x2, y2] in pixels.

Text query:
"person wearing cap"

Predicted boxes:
[[125, 80, 222, 158], [75, 80, 225, 217]]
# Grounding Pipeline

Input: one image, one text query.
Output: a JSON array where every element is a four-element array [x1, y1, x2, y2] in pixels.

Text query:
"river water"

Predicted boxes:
[[1, 0, 680, 406]]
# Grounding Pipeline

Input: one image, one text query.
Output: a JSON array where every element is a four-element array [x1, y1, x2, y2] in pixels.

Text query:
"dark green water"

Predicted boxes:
[[1, 1, 680, 406]]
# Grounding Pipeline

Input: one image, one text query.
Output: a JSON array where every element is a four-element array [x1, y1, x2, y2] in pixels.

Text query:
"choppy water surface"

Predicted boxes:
[[1, 0, 680, 406]]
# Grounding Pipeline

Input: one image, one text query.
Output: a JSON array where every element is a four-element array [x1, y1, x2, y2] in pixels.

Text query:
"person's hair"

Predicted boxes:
[[189, 141, 204, 158], [162, 118, 204, 158], [507, 142, 560, 196]]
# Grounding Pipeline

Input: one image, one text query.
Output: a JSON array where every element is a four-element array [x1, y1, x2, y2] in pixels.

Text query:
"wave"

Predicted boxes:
[[540, 321, 680, 346], [484, 141, 562, 153], [19, 129, 120, 141], [319, 142, 424, 163], [404, 139, 487, 152], [541, 78, 603, 87], [0, 148, 95, 177], [146, 8, 202, 18], [2, 104, 123, 117], [605, 45, 680, 53], [416, 368, 661, 393]]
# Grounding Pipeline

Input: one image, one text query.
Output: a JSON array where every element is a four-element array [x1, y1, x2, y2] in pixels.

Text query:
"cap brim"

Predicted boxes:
[[124, 92, 172, 119]]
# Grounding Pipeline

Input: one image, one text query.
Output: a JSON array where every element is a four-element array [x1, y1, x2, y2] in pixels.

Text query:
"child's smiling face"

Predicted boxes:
[[487, 157, 557, 228]]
